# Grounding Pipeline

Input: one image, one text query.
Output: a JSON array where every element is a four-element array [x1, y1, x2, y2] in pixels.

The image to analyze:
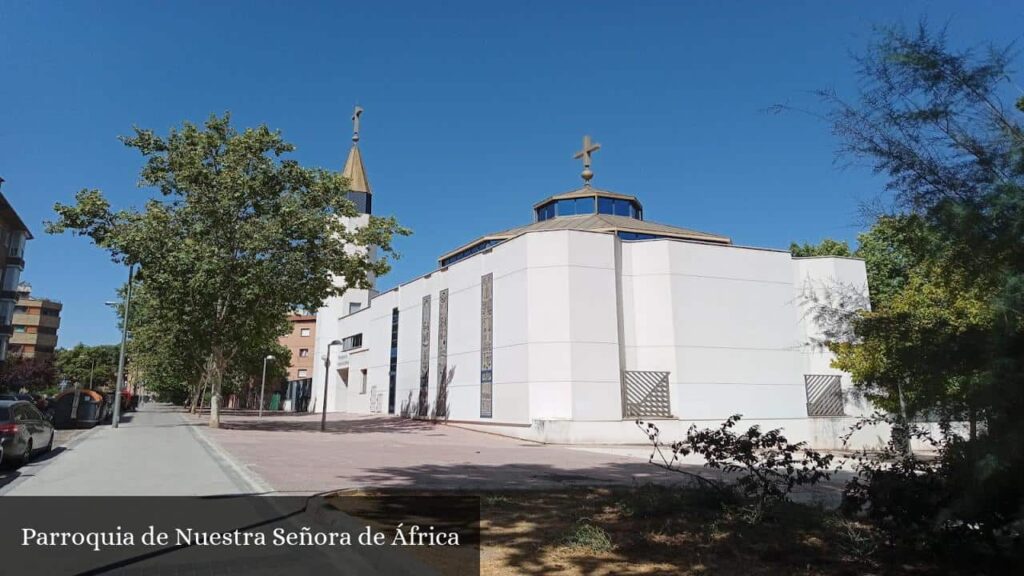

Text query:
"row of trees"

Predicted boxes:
[[0, 343, 118, 393], [47, 114, 409, 426], [794, 24, 1023, 541]]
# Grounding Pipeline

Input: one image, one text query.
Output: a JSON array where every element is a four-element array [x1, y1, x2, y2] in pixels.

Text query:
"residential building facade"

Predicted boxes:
[[0, 180, 32, 364], [280, 314, 317, 380], [9, 283, 61, 362]]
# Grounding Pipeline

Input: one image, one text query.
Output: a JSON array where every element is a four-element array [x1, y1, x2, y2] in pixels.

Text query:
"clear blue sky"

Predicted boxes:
[[1, 1, 1021, 347]]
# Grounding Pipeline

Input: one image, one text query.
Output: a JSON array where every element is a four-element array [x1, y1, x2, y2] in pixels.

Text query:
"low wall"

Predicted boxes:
[[452, 416, 946, 451]]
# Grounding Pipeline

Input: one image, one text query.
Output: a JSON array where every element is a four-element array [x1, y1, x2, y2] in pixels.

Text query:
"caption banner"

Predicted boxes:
[[0, 495, 480, 575]]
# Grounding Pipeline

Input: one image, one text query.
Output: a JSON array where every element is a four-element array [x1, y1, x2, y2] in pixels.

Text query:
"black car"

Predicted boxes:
[[0, 400, 55, 466]]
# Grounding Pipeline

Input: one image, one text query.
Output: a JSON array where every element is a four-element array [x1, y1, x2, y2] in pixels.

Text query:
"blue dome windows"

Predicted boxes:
[[597, 197, 641, 219], [440, 239, 503, 268], [556, 197, 594, 217], [535, 192, 642, 222]]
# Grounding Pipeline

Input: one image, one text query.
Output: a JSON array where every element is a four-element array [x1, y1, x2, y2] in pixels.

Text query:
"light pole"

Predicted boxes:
[[107, 262, 136, 429], [321, 340, 343, 432], [258, 355, 275, 418]]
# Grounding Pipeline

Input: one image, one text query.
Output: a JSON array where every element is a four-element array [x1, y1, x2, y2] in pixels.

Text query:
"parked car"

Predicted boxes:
[[0, 400, 55, 466]]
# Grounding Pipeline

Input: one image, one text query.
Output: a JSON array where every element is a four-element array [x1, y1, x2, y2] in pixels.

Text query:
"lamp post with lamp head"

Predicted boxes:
[[321, 340, 343, 432], [259, 355, 275, 418], [104, 262, 135, 429]]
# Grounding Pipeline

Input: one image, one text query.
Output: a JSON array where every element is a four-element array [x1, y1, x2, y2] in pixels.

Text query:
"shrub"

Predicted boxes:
[[637, 415, 839, 518], [842, 412, 1023, 555], [562, 520, 613, 552]]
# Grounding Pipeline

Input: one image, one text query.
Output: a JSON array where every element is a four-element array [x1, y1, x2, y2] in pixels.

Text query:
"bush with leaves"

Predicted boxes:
[[841, 414, 944, 542], [638, 415, 839, 518], [842, 412, 1021, 555]]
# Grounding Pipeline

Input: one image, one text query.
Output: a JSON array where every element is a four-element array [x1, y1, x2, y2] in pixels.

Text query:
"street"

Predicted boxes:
[[0, 403, 265, 496]]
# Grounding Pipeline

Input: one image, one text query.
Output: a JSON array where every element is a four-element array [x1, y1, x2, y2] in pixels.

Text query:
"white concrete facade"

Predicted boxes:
[[309, 210, 375, 415], [312, 221, 884, 449]]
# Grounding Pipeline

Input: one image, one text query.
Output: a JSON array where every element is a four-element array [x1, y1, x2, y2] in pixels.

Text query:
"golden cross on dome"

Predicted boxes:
[[351, 106, 364, 143], [573, 134, 601, 186]]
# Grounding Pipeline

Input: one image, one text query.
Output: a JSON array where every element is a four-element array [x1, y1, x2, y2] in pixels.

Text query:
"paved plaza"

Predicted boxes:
[[196, 410, 692, 494], [1, 404, 847, 505]]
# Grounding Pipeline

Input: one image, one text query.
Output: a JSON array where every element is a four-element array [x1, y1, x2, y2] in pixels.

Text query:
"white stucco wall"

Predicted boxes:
[[318, 227, 877, 448], [793, 256, 873, 418], [309, 212, 374, 415], [622, 241, 807, 420]]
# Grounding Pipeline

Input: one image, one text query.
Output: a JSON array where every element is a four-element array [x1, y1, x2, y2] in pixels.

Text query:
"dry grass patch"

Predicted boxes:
[[478, 485, 973, 576]]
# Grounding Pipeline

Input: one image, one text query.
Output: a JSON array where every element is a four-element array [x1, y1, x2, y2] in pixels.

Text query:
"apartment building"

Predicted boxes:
[[9, 283, 61, 362], [279, 314, 316, 380], [0, 180, 32, 364]]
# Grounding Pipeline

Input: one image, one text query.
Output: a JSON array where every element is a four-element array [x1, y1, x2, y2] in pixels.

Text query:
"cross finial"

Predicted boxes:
[[351, 106, 364, 143], [573, 135, 601, 186]]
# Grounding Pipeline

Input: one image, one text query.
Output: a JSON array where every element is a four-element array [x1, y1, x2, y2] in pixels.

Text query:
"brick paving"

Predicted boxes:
[[192, 410, 694, 495]]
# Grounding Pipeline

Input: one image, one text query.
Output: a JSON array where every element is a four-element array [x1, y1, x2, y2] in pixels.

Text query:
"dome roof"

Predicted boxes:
[[532, 186, 640, 210], [438, 212, 730, 266]]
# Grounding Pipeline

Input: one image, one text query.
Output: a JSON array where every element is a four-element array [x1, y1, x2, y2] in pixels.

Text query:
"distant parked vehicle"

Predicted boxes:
[[0, 400, 55, 467]]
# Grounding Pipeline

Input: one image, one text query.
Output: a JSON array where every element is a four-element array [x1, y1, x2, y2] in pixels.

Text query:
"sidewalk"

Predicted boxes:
[[1, 403, 263, 496]]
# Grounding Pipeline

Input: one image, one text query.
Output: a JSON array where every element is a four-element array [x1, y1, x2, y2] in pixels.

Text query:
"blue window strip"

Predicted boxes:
[[555, 198, 576, 216], [535, 202, 556, 221], [575, 197, 595, 214], [617, 231, 663, 241], [440, 239, 502, 267]]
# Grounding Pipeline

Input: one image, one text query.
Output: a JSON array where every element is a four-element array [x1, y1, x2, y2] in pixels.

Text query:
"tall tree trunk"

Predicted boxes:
[[208, 347, 226, 428], [189, 378, 203, 414]]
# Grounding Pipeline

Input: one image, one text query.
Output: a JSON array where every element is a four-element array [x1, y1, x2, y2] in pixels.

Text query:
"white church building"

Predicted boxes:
[[312, 120, 879, 449]]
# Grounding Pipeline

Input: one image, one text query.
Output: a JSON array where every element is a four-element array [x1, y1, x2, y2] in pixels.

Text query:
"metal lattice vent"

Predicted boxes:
[[804, 374, 845, 417], [623, 371, 672, 418]]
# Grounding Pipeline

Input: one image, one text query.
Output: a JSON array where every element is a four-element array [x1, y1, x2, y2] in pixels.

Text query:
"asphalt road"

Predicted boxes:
[[0, 403, 266, 496]]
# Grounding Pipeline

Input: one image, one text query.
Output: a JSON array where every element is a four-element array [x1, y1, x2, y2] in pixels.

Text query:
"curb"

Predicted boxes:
[[182, 413, 276, 495]]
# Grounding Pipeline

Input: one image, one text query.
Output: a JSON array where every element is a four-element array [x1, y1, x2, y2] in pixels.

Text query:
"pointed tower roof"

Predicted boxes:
[[342, 106, 371, 194], [342, 146, 371, 193]]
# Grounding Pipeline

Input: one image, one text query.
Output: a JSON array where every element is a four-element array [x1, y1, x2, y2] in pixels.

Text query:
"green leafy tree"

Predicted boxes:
[[852, 215, 928, 310], [789, 238, 853, 257], [818, 23, 1024, 536], [53, 344, 120, 389], [47, 114, 409, 427]]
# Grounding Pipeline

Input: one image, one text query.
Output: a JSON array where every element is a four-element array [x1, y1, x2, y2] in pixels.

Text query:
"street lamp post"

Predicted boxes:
[[258, 355, 274, 418], [321, 340, 343, 432], [110, 263, 136, 429]]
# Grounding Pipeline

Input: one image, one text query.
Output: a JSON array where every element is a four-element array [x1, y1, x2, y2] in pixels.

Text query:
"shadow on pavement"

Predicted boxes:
[[0, 467, 20, 490], [216, 415, 437, 435], [0, 447, 69, 489], [341, 460, 718, 491]]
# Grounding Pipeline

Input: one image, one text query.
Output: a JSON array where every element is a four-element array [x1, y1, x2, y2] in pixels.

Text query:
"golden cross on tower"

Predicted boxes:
[[573, 134, 601, 186], [351, 106, 364, 143]]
